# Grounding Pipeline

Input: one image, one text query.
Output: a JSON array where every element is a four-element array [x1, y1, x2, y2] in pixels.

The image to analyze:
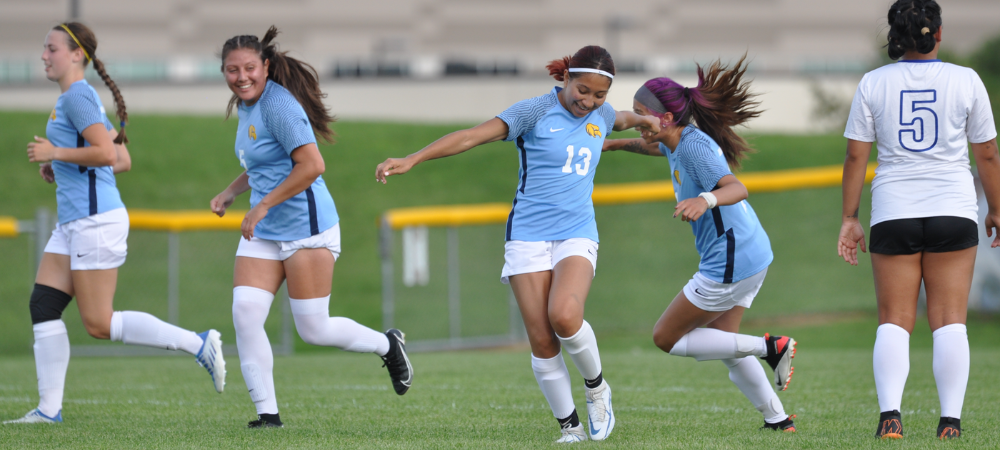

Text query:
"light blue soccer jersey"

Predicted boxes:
[[46, 79, 123, 224], [496, 87, 616, 242], [234, 80, 339, 241], [663, 126, 772, 283]]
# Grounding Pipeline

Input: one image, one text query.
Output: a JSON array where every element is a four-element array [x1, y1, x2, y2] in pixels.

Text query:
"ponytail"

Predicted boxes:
[[222, 26, 336, 144], [639, 54, 762, 169], [886, 0, 942, 60], [55, 22, 128, 144]]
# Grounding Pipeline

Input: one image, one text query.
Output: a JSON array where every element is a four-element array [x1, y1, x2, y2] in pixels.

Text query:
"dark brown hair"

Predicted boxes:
[[221, 26, 335, 143], [546, 45, 616, 82], [642, 54, 762, 169], [53, 22, 128, 144], [886, 0, 942, 60]]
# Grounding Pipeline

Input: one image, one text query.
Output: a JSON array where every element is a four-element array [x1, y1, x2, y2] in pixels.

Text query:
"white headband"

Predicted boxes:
[[568, 67, 614, 79]]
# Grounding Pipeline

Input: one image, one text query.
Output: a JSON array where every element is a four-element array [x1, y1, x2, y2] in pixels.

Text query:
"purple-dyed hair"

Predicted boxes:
[[635, 54, 762, 169]]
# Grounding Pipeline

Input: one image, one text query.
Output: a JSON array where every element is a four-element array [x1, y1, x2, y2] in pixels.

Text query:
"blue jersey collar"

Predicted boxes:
[[898, 59, 941, 63]]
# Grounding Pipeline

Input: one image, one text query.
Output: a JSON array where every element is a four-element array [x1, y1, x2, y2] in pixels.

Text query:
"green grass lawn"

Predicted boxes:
[[1, 112, 998, 447], [1, 319, 999, 449]]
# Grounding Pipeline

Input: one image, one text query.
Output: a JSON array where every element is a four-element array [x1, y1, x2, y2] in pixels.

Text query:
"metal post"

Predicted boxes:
[[447, 226, 460, 340], [379, 218, 395, 330], [69, 0, 80, 20], [280, 283, 294, 355], [34, 207, 51, 272], [167, 232, 180, 325]]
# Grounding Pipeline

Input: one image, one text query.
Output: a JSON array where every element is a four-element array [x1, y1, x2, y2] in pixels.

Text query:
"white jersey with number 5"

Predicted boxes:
[[845, 59, 997, 226]]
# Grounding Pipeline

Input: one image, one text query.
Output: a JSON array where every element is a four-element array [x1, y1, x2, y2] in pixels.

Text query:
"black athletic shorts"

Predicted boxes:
[[869, 216, 978, 255]]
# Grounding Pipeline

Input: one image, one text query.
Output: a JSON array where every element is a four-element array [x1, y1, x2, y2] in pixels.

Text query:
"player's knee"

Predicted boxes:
[[652, 327, 681, 354], [547, 311, 580, 338], [29, 283, 73, 324], [81, 316, 111, 340]]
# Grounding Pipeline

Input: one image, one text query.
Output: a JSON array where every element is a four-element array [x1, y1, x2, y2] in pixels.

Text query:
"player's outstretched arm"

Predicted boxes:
[[602, 138, 663, 156], [838, 139, 872, 265], [375, 118, 509, 184], [972, 138, 1000, 248], [613, 110, 659, 133]]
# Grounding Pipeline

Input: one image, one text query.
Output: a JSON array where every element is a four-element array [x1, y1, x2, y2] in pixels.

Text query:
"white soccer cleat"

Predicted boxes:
[[196, 329, 226, 393], [3, 409, 62, 424], [556, 423, 588, 443], [585, 380, 615, 440]]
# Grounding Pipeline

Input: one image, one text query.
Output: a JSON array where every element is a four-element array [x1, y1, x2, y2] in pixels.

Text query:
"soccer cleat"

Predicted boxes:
[[556, 423, 588, 443], [248, 413, 283, 428], [585, 380, 615, 440], [196, 329, 226, 393], [3, 409, 62, 424], [875, 410, 903, 439], [762, 333, 796, 391], [762, 415, 796, 432], [937, 417, 961, 440], [380, 329, 413, 395]]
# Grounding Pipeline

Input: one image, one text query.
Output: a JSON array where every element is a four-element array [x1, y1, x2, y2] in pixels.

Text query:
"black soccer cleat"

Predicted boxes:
[[761, 415, 796, 433], [248, 413, 283, 429], [762, 333, 796, 391], [381, 329, 413, 395], [937, 417, 961, 440], [875, 410, 903, 439]]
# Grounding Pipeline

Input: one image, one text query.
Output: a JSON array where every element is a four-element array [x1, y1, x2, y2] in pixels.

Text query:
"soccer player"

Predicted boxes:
[[5, 22, 226, 425], [375, 45, 658, 443], [602, 55, 798, 432], [210, 27, 412, 429], [839, 0, 999, 440]]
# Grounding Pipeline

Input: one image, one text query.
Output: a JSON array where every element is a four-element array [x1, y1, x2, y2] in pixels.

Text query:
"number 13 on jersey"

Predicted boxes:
[[899, 90, 938, 152], [562, 145, 592, 175]]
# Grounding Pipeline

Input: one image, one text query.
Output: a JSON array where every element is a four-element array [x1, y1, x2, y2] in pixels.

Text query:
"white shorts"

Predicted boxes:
[[44, 207, 129, 271], [500, 238, 598, 284], [682, 267, 768, 312], [236, 223, 341, 261]]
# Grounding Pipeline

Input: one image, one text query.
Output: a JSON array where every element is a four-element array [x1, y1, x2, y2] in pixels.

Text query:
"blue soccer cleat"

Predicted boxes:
[[196, 329, 226, 393]]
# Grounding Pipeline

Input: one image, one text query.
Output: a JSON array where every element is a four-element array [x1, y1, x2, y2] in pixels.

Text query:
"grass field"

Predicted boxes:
[[1, 111, 999, 447]]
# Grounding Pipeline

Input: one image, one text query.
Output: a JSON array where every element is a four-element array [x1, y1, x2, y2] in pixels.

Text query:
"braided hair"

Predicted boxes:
[[53, 22, 129, 144]]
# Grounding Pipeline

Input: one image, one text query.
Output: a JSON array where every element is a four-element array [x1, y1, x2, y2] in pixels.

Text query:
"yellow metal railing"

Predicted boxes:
[[0, 216, 18, 238], [383, 163, 877, 229]]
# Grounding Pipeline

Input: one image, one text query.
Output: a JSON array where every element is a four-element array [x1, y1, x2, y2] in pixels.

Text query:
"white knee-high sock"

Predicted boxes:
[[531, 353, 576, 420], [933, 323, 969, 419], [723, 357, 788, 424], [289, 296, 390, 355], [557, 320, 602, 382], [33, 320, 70, 418], [233, 286, 278, 415], [873, 323, 910, 413], [109, 311, 203, 355], [669, 328, 767, 361]]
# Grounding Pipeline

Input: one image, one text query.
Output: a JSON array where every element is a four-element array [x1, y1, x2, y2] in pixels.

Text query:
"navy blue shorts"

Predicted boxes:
[[869, 216, 978, 255]]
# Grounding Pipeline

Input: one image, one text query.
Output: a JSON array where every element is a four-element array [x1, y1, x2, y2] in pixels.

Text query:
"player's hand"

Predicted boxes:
[[210, 189, 236, 217], [375, 156, 415, 184], [640, 115, 661, 135], [39, 163, 55, 183], [241, 204, 269, 240], [27, 136, 56, 163], [985, 209, 1000, 248], [674, 197, 709, 222], [837, 219, 867, 265]]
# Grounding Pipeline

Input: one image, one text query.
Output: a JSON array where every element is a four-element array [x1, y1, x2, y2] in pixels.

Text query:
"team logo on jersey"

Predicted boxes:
[[50, 109, 56, 121], [586, 123, 601, 138], [674, 170, 681, 185], [249, 125, 257, 141]]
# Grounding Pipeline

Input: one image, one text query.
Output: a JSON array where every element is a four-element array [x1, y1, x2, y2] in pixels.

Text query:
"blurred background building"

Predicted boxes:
[[2, 0, 999, 131]]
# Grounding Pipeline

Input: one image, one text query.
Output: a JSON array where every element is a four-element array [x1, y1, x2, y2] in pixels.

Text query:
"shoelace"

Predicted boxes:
[[587, 386, 607, 422]]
